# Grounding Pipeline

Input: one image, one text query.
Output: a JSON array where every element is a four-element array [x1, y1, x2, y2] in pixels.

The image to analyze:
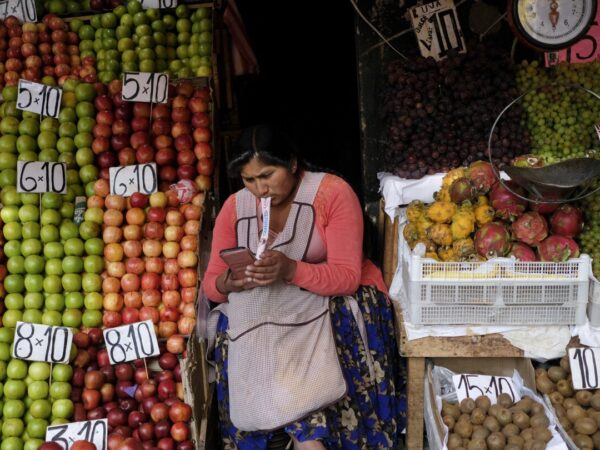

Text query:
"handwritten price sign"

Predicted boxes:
[[17, 79, 62, 118], [141, 0, 177, 8], [569, 347, 600, 390], [46, 419, 107, 450], [122, 72, 169, 103], [103, 320, 160, 364], [0, 0, 36, 22], [12, 322, 73, 364], [109, 163, 157, 197], [17, 161, 66, 194], [452, 373, 520, 403]]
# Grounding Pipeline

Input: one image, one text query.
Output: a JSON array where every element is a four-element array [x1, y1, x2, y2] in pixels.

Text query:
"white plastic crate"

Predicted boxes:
[[394, 224, 591, 326]]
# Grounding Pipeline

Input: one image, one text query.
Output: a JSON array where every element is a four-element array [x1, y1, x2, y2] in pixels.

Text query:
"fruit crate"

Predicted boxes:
[[394, 225, 591, 326]]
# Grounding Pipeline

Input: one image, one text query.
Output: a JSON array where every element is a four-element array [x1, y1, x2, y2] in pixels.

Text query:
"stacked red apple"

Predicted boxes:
[[0, 219, 6, 326], [0, 14, 83, 87], [71, 329, 193, 450], [92, 86, 120, 180]]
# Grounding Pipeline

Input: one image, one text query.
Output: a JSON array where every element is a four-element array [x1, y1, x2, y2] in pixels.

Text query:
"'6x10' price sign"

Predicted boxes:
[[122, 72, 169, 103], [452, 373, 520, 404], [17, 160, 67, 194], [17, 79, 62, 118], [109, 162, 157, 197], [46, 418, 108, 450], [12, 322, 73, 364], [103, 320, 160, 364], [569, 347, 600, 389]]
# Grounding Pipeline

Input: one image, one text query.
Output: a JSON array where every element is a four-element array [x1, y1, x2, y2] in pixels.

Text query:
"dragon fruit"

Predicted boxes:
[[538, 235, 580, 262], [449, 177, 477, 203], [511, 212, 548, 246], [550, 204, 584, 238], [474, 222, 512, 259], [489, 181, 528, 221], [508, 242, 537, 261], [512, 154, 544, 168], [466, 161, 497, 194]]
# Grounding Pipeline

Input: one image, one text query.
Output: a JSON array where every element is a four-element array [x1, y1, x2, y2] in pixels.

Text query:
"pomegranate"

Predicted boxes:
[[508, 242, 537, 262], [511, 212, 548, 246], [449, 177, 476, 203], [489, 181, 527, 221], [549, 204, 584, 238], [474, 222, 512, 259], [466, 161, 497, 193], [538, 235, 580, 262]]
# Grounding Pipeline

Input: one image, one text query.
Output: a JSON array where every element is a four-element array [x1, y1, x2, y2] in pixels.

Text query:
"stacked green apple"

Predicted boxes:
[[75, 1, 212, 82]]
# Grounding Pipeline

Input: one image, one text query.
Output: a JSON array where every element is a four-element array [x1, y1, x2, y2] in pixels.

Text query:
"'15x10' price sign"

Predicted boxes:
[[0, 0, 36, 23], [569, 347, 600, 389], [452, 373, 520, 404], [46, 418, 108, 450], [103, 320, 160, 364], [109, 162, 157, 197], [12, 322, 73, 364], [17, 79, 62, 118], [122, 72, 169, 103], [17, 160, 67, 194]]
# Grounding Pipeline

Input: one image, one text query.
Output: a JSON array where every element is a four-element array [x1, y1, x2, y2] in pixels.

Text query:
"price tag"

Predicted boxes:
[[0, 0, 36, 22], [17, 161, 67, 194], [122, 72, 169, 103], [46, 419, 108, 450], [140, 0, 177, 8], [569, 347, 600, 389], [408, 0, 466, 61], [109, 162, 158, 197], [12, 322, 73, 364], [17, 79, 61, 117], [73, 196, 86, 225], [452, 373, 520, 404], [103, 320, 160, 364]]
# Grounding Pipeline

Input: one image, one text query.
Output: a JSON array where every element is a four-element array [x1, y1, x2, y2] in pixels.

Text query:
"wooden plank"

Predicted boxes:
[[406, 357, 426, 450]]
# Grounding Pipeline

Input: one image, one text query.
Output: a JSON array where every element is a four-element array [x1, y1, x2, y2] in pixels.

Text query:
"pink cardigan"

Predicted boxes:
[[203, 174, 387, 302]]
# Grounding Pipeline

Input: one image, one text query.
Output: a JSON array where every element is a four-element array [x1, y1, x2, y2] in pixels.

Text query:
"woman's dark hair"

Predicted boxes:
[[228, 124, 304, 177]]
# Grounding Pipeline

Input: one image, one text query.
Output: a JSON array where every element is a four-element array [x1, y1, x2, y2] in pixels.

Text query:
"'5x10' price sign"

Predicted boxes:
[[103, 320, 160, 364], [122, 72, 169, 103], [17, 79, 62, 118], [569, 347, 600, 390], [109, 162, 157, 197], [17, 160, 67, 194], [0, 0, 36, 23], [452, 373, 520, 404], [12, 322, 73, 364], [46, 418, 108, 450]]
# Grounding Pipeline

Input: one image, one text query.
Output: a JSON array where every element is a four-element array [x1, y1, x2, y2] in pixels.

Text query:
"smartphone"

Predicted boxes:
[[220, 247, 256, 279]]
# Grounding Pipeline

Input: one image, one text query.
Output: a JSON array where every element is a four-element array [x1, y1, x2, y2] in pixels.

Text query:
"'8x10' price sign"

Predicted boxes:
[[12, 322, 73, 364], [569, 347, 600, 389], [46, 418, 108, 450], [0, 0, 36, 22], [452, 373, 520, 404], [109, 162, 157, 197], [122, 72, 169, 103], [17, 160, 67, 194], [17, 79, 62, 118], [103, 320, 160, 365]]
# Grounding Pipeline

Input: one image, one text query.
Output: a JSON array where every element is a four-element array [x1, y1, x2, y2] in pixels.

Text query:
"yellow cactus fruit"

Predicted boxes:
[[402, 223, 419, 247], [414, 238, 437, 253], [450, 210, 475, 240], [476, 195, 489, 206], [438, 246, 457, 262], [406, 200, 424, 223], [442, 167, 466, 188], [434, 187, 452, 203], [427, 201, 457, 224], [474, 204, 495, 227], [453, 238, 475, 259], [424, 251, 440, 261], [427, 223, 453, 246], [417, 215, 434, 239]]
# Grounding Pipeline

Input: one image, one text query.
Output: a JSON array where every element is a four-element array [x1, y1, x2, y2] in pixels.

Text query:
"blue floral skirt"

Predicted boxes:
[[212, 286, 407, 449]]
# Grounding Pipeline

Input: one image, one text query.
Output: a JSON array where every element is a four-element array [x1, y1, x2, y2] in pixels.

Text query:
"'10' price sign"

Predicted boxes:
[[109, 162, 157, 197], [12, 322, 73, 364], [103, 320, 160, 364], [46, 418, 108, 450], [17, 160, 67, 194], [140, 0, 177, 8], [122, 72, 169, 103], [0, 0, 37, 23], [17, 79, 62, 118], [569, 347, 600, 390], [452, 373, 520, 404]]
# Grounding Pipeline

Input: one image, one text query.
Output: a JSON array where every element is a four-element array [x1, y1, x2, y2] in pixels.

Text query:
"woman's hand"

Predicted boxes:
[[244, 250, 297, 286], [216, 270, 256, 295]]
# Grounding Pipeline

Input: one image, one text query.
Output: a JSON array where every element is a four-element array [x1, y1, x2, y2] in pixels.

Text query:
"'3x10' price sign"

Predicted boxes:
[[122, 72, 169, 103], [0, 0, 36, 23], [17, 160, 67, 194], [109, 162, 157, 197], [103, 320, 160, 364], [12, 321, 73, 364], [46, 418, 108, 450], [17, 79, 62, 118]]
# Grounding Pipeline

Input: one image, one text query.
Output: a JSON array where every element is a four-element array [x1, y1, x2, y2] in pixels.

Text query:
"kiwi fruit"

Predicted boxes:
[[502, 423, 519, 437], [475, 395, 491, 413], [534, 368, 547, 379], [531, 425, 552, 443], [575, 416, 599, 435], [560, 356, 570, 372], [527, 441, 547, 450], [467, 438, 487, 450], [455, 420, 473, 439], [505, 445, 521, 450], [529, 413, 549, 429], [483, 415, 501, 433], [443, 401, 462, 420], [588, 409, 600, 427], [574, 433, 594, 449], [459, 414, 472, 423], [592, 430, 600, 448], [547, 365, 567, 383], [558, 415, 573, 431], [472, 425, 489, 440], [548, 391, 564, 406], [576, 390, 593, 407], [590, 394, 600, 411], [554, 403, 566, 418], [507, 435, 525, 447], [470, 408, 486, 426], [567, 405, 588, 424], [535, 375, 556, 395], [443, 415, 456, 430], [498, 393, 514, 408], [556, 379, 574, 398], [496, 408, 512, 426], [512, 411, 530, 430], [520, 428, 534, 441], [486, 431, 506, 450], [460, 398, 477, 414], [564, 398, 580, 409], [530, 402, 545, 416], [448, 433, 463, 449], [488, 404, 502, 418]]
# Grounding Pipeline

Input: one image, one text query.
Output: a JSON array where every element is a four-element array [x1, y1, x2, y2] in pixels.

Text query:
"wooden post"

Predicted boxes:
[[406, 357, 426, 450]]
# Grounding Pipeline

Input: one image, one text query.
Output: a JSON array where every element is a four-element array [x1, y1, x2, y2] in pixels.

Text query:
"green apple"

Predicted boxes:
[[3, 222, 22, 240], [45, 294, 64, 311], [84, 237, 104, 255], [22, 310, 42, 324], [3, 275, 24, 294], [64, 238, 84, 256], [43, 243, 64, 260], [82, 273, 102, 293], [29, 399, 51, 419], [28, 363, 50, 381], [26, 418, 47, 439], [61, 273, 82, 292], [51, 364, 72, 382], [2, 418, 24, 437], [76, 148, 94, 167], [21, 239, 41, 256], [6, 360, 27, 380], [1, 205, 19, 223], [1, 310, 21, 328], [81, 310, 102, 327], [51, 399, 73, 419], [0, 343, 11, 361], [21, 222, 40, 239], [0, 186, 21, 206], [40, 225, 60, 243], [59, 221, 79, 240], [41, 311, 62, 327], [60, 202, 74, 219], [49, 382, 70, 400], [24, 274, 43, 292], [27, 381, 48, 400], [62, 256, 83, 273], [41, 210, 62, 226], [84, 292, 103, 309], [4, 294, 23, 310], [23, 255, 44, 274], [74, 132, 93, 149], [7, 256, 25, 274], [41, 275, 61, 294], [23, 293, 43, 310], [1, 437, 24, 450], [61, 310, 81, 328]]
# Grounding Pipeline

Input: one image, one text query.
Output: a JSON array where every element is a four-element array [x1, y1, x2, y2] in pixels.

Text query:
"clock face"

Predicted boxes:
[[513, 0, 597, 49]]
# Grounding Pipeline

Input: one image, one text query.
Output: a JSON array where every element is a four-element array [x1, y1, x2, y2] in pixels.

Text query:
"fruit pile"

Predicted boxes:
[[442, 394, 554, 449], [536, 358, 600, 449], [403, 161, 584, 262], [384, 39, 531, 179], [578, 192, 600, 278], [72, 1, 212, 83], [517, 61, 600, 164], [44, 0, 122, 17]]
